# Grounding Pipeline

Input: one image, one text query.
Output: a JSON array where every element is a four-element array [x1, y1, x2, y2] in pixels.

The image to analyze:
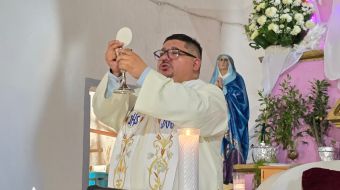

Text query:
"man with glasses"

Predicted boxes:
[[93, 34, 228, 190]]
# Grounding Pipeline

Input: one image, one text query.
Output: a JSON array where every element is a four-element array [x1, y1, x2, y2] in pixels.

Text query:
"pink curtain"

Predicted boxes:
[[316, 0, 334, 23]]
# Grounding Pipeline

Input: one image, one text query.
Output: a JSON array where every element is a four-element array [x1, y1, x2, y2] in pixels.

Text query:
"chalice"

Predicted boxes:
[[114, 27, 134, 94]]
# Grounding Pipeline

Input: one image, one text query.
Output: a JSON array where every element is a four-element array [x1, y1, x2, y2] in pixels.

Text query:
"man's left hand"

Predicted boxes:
[[116, 48, 148, 79]]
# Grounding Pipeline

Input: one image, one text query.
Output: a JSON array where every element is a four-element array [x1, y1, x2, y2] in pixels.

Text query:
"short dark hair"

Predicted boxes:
[[164, 34, 202, 59]]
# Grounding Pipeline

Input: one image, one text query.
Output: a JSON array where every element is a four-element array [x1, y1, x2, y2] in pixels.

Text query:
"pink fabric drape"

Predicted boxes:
[[316, 0, 334, 23]]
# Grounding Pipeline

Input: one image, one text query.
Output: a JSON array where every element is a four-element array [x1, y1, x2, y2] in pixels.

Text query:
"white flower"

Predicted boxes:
[[256, 6, 261, 12], [265, 7, 278, 18], [280, 14, 292, 22], [293, 0, 301, 6], [290, 25, 301, 35], [268, 23, 280, 33], [249, 23, 257, 31], [294, 13, 304, 23], [246, 0, 315, 48], [273, 0, 281, 6], [257, 15, 267, 26], [256, 3, 266, 11], [305, 20, 315, 29], [283, 8, 290, 13], [250, 30, 259, 40], [282, 0, 293, 5]]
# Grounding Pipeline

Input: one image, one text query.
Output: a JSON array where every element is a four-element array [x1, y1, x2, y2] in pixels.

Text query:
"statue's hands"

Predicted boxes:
[[216, 77, 223, 89]]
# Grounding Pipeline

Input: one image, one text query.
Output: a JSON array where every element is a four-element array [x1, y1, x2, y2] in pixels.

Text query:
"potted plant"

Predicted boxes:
[[303, 79, 333, 160], [272, 76, 307, 159], [255, 90, 277, 145], [253, 90, 277, 163], [254, 75, 306, 160]]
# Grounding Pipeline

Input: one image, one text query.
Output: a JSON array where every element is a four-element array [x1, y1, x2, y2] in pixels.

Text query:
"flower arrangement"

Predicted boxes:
[[245, 0, 315, 49]]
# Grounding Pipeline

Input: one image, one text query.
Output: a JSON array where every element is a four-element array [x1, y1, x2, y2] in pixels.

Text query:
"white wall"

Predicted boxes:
[[0, 0, 261, 189]]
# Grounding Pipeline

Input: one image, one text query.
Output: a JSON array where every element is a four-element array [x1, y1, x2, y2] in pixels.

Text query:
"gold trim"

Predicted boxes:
[[327, 99, 340, 128], [148, 132, 174, 190], [233, 164, 256, 172], [259, 49, 324, 63], [300, 49, 324, 60], [113, 134, 135, 188]]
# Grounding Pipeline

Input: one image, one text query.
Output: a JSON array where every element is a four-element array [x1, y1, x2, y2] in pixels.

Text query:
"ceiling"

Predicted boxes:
[[149, 0, 253, 24]]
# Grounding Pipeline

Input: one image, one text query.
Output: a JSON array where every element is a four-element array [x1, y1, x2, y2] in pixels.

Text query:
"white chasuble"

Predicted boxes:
[[94, 70, 228, 190], [144, 119, 178, 190], [108, 110, 178, 190]]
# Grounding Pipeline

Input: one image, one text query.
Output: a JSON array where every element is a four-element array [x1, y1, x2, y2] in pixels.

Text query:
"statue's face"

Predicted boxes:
[[218, 57, 229, 72]]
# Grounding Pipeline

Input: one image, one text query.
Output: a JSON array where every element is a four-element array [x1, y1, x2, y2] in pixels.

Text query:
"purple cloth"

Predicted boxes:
[[244, 174, 255, 190], [223, 147, 243, 184], [302, 167, 340, 190]]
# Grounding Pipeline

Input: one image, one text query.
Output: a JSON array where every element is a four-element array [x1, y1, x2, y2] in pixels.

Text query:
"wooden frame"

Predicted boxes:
[[327, 99, 340, 128]]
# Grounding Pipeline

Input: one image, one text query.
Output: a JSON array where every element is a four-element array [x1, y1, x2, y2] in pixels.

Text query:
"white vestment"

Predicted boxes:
[[93, 69, 228, 190]]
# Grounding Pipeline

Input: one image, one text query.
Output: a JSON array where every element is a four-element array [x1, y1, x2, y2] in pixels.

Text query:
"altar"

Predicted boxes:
[[232, 163, 294, 188], [257, 160, 340, 190]]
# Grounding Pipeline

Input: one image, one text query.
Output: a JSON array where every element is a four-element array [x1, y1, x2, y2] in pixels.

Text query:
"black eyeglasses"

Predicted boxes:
[[153, 48, 197, 60]]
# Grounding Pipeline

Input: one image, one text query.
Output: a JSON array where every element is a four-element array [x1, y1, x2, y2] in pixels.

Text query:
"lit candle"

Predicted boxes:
[[233, 173, 246, 190], [178, 128, 200, 190]]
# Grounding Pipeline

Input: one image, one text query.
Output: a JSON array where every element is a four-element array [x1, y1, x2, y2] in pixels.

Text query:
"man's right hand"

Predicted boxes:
[[105, 40, 124, 76]]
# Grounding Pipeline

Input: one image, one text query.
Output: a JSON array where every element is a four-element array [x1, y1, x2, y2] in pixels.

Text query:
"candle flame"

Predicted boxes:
[[185, 129, 192, 136], [178, 128, 200, 136]]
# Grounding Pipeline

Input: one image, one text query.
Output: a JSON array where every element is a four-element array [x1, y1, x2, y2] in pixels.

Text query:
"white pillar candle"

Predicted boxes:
[[178, 128, 200, 190], [233, 173, 246, 190], [233, 179, 246, 190]]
